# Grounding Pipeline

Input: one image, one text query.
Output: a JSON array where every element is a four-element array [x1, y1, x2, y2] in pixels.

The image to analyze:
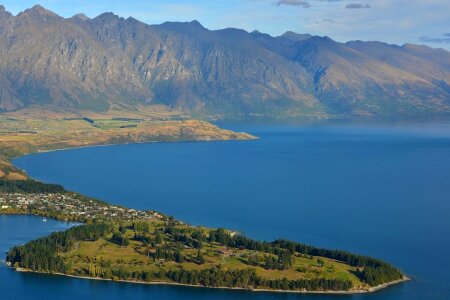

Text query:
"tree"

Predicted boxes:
[[279, 251, 293, 269], [317, 258, 324, 267], [192, 230, 204, 249], [175, 250, 184, 263], [121, 237, 129, 247], [155, 232, 162, 244], [119, 224, 127, 234], [196, 249, 205, 264], [112, 231, 129, 246]]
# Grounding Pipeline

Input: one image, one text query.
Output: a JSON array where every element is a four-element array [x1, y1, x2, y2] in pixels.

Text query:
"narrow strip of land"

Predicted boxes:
[[0, 109, 255, 180], [2, 180, 407, 294]]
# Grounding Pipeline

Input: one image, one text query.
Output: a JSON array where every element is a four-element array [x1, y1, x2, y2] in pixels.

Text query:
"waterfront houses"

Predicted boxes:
[[0, 192, 162, 222]]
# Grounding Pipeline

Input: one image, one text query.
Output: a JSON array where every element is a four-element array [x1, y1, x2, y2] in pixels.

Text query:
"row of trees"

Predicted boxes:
[[0, 179, 65, 194], [73, 264, 353, 291], [263, 277, 353, 291], [152, 245, 204, 264]]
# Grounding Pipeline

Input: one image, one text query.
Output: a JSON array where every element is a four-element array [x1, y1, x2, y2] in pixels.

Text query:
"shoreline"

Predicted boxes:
[[13, 135, 257, 165], [12, 267, 411, 295], [0, 212, 82, 225], [0, 116, 257, 180]]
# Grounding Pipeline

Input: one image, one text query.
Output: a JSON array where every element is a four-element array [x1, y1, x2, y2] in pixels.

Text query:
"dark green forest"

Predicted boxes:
[[0, 179, 64, 193]]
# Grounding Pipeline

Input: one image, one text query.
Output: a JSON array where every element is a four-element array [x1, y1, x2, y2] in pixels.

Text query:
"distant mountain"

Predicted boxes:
[[0, 5, 449, 118]]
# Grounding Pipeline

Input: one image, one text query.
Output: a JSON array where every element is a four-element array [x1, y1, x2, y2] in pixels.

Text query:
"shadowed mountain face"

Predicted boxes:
[[0, 5, 449, 117]]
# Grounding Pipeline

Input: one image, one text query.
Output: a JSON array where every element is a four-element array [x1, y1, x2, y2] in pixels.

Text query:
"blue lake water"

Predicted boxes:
[[8, 120, 450, 299]]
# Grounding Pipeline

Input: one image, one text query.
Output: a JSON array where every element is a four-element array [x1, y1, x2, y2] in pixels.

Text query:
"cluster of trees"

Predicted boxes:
[[0, 179, 65, 194], [261, 251, 293, 270], [262, 277, 353, 291], [247, 252, 293, 270], [163, 224, 205, 249], [361, 265, 404, 286], [171, 231, 204, 249], [133, 232, 152, 245], [132, 222, 150, 234], [6, 238, 66, 273], [153, 245, 184, 263], [208, 228, 232, 245], [6, 223, 112, 273], [166, 267, 258, 288], [207, 229, 403, 286], [152, 245, 204, 264], [111, 231, 129, 247]]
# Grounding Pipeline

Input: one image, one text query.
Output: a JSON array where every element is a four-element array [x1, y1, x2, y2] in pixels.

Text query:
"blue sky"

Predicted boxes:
[[2, 0, 449, 50]]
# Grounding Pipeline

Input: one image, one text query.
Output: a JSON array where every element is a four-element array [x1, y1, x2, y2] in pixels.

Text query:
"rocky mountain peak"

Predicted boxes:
[[280, 31, 312, 42], [94, 12, 121, 22], [189, 20, 203, 28], [161, 20, 205, 32], [23, 4, 58, 17], [0, 5, 12, 17], [71, 13, 90, 21]]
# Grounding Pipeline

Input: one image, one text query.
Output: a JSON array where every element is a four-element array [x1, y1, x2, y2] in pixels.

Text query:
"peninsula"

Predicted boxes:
[[0, 107, 254, 180], [0, 109, 407, 294], [1, 179, 408, 294]]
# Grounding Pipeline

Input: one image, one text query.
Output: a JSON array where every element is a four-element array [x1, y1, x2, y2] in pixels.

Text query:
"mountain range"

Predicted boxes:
[[0, 5, 449, 118]]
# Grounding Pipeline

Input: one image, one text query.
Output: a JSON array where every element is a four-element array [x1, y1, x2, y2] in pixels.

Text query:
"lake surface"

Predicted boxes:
[[10, 120, 450, 299]]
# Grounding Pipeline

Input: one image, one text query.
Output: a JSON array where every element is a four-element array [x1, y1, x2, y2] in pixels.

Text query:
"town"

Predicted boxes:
[[0, 192, 164, 222]]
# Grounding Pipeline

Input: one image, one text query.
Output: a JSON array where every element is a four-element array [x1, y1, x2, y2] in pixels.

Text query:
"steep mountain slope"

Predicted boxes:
[[287, 37, 447, 115], [77, 16, 321, 116], [347, 41, 450, 98], [0, 5, 449, 117], [0, 6, 151, 112]]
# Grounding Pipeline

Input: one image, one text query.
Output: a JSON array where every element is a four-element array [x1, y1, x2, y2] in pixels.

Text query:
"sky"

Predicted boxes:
[[1, 0, 449, 50]]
